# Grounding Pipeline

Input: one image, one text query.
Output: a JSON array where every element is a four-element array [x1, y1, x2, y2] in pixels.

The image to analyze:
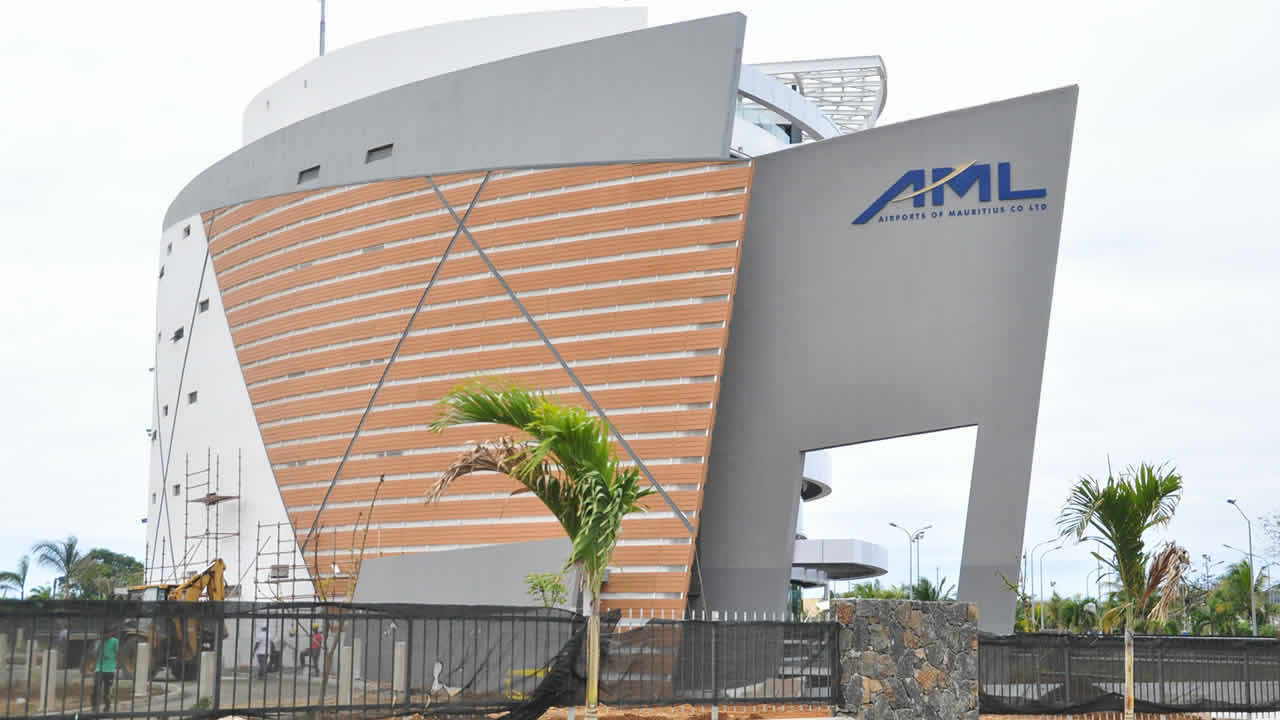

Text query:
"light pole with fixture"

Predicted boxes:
[[1039, 545, 1063, 631], [912, 526, 931, 590], [1029, 538, 1057, 620], [1226, 498, 1257, 636], [889, 523, 912, 588]]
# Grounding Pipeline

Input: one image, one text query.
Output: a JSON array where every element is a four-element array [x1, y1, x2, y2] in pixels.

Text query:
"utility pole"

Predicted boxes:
[[1227, 499, 1257, 636]]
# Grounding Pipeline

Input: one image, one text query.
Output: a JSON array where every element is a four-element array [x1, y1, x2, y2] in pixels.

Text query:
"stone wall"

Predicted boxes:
[[833, 598, 979, 720]]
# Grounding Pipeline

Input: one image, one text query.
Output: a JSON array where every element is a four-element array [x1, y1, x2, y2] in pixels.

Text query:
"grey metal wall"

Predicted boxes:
[[698, 87, 1078, 632], [352, 538, 573, 606], [164, 13, 746, 228]]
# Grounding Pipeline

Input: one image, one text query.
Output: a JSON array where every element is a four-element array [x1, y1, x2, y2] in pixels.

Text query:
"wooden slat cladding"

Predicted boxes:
[[207, 161, 752, 612]]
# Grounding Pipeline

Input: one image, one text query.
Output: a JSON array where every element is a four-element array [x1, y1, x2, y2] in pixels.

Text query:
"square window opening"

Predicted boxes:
[[188, 391, 198, 404], [297, 165, 320, 184], [162, 404, 168, 417], [172, 484, 180, 496], [183, 225, 191, 238], [166, 243, 172, 255], [198, 299, 210, 313], [172, 326, 184, 342]]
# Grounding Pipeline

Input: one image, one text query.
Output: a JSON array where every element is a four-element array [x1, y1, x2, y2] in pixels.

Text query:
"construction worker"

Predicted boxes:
[[253, 624, 270, 679], [91, 630, 119, 713], [303, 624, 324, 676]]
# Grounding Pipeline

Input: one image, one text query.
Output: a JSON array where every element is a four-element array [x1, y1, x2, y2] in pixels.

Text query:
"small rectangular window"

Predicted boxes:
[[162, 404, 169, 417], [159, 265, 165, 279], [198, 299, 210, 313], [183, 225, 191, 238], [151, 492, 157, 505], [365, 143, 394, 163], [166, 243, 172, 256], [188, 391, 198, 404], [172, 326, 184, 341], [297, 165, 320, 184], [172, 484, 180, 496]]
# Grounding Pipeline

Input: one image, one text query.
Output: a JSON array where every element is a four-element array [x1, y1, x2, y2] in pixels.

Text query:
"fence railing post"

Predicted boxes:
[[1156, 644, 1165, 706], [212, 605, 224, 712], [1243, 643, 1251, 708], [403, 618, 414, 714], [1062, 637, 1072, 705]]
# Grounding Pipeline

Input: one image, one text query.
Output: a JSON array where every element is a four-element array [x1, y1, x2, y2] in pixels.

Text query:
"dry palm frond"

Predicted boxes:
[[1143, 542, 1190, 622], [425, 437, 541, 503]]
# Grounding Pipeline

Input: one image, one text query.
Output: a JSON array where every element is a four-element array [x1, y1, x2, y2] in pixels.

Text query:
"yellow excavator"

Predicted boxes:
[[87, 559, 229, 680]]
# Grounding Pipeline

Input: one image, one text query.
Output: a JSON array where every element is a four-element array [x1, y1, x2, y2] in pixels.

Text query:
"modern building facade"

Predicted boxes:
[[147, 8, 1075, 632]]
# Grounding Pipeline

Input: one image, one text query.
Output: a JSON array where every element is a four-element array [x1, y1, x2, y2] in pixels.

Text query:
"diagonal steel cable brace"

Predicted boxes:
[[299, 173, 492, 556], [427, 175, 695, 536], [151, 210, 219, 582]]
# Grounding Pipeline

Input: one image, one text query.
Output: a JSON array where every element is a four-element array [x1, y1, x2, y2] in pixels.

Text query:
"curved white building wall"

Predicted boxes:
[[243, 7, 648, 144], [148, 215, 307, 600]]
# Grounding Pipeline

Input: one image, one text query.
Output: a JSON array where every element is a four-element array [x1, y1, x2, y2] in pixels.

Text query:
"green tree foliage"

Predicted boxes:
[[426, 381, 652, 720], [31, 535, 85, 599], [1058, 462, 1190, 720], [75, 549, 145, 599], [525, 572, 568, 607], [0, 555, 30, 599], [910, 576, 956, 601], [840, 580, 908, 599]]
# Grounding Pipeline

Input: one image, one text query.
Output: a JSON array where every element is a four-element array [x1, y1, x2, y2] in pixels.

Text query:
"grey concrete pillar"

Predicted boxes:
[[392, 640, 407, 697], [134, 642, 151, 696], [39, 648, 59, 712], [338, 646, 353, 704], [199, 651, 216, 704], [352, 637, 363, 680], [15, 627, 23, 650], [0, 633, 9, 666]]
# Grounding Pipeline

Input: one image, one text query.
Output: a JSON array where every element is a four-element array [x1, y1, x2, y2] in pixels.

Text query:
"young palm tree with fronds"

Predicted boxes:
[[32, 536, 86, 599], [1058, 462, 1190, 720], [425, 381, 653, 720], [0, 555, 30, 599]]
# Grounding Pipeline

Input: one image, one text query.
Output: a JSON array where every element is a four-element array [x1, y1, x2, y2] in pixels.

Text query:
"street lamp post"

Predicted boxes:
[[1227, 499, 1257, 636], [889, 523, 913, 589], [1029, 538, 1057, 625], [1039, 545, 1063, 631], [912, 527, 931, 590]]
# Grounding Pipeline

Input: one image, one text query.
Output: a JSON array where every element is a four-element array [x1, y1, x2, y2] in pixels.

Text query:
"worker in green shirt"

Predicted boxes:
[[92, 632, 120, 713]]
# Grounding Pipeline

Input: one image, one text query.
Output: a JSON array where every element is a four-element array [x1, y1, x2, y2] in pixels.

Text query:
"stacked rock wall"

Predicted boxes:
[[833, 598, 980, 720]]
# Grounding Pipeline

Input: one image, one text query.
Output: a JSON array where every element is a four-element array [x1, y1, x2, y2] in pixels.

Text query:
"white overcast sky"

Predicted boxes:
[[1, 1, 1277, 599]]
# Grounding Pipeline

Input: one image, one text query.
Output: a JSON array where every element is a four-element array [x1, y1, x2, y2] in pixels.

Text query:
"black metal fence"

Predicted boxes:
[[0, 600, 839, 719], [980, 632, 1280, 715]]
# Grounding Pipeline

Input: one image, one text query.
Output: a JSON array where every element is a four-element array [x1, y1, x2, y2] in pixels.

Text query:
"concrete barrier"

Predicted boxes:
[[199, 651, 216, 705], [134, 642, 151, 696], [392, 640, 407, 697], [39, 648, 59, 712], [339, 646, 353, 704]]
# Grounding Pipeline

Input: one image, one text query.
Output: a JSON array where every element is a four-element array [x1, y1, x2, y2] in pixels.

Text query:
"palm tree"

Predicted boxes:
[[909, 576, 956, 601], [31, 536, 86, 599], [1213, 560, 1264, 630], [27, 585, 53, 600], [425, 381, 652, 720], [1058, 462, 1190, 720], [0, 555, 30, 599]]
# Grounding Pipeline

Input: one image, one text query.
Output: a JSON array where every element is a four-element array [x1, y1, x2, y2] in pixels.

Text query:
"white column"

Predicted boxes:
[[39, 648, 60, 712], [392, 641, 407, 698], [353, 637, 363, 680], [199, 651, 217, 704], [135, 642, 152, 696], [338, 646, 353, 704]]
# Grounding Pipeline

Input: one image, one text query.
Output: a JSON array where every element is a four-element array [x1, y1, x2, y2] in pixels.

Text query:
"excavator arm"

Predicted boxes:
[[168, 559, 227, 602], [167, 559, 228, 666]]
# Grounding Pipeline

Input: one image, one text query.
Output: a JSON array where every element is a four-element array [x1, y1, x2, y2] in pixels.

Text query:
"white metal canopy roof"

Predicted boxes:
[[749, 55, 887, 134]]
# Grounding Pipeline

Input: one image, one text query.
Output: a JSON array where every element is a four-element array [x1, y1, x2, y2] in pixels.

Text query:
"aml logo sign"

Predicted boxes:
[[852, 162, 1046, 225]]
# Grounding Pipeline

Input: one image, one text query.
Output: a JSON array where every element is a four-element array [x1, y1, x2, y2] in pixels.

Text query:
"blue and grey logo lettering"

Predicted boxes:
[[853, 162, 1046, 225]]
